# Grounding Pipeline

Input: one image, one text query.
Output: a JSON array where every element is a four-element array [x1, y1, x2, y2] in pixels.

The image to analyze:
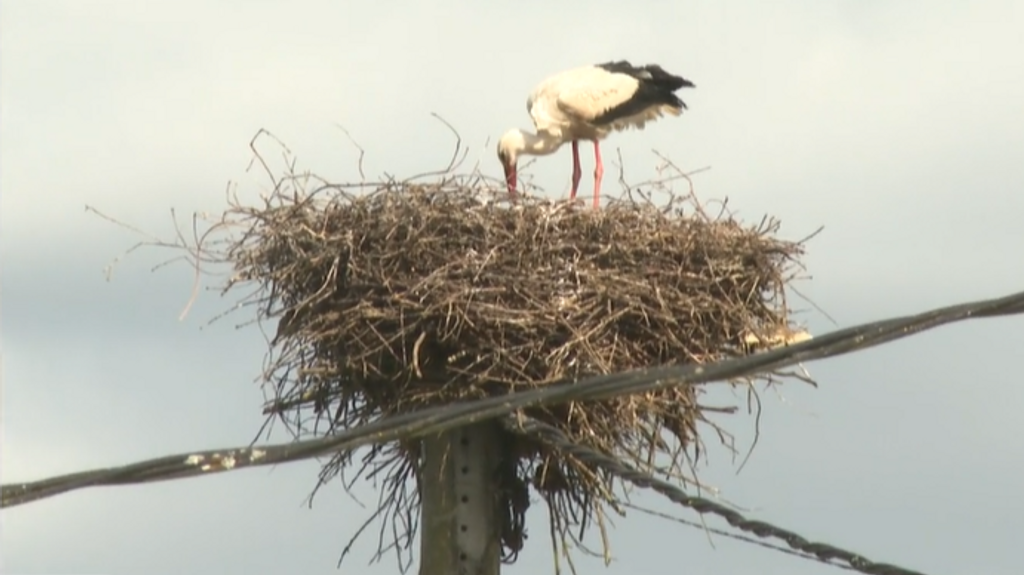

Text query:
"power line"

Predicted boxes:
[[614, 500, 865, 572], [3, 288, 1022, 511], [511, 417, 928, 575]]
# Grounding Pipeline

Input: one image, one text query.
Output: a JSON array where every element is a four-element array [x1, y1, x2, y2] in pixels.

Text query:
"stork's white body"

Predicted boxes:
[[525, 66, 682, 141], [498, 61, 695, 208]]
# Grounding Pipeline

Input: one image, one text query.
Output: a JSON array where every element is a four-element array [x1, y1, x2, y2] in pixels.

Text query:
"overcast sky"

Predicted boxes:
[[3, 1, 1023, 574]]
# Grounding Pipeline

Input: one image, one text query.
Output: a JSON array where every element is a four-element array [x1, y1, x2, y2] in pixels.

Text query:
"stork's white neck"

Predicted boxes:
[[503, 129, 565, 158]]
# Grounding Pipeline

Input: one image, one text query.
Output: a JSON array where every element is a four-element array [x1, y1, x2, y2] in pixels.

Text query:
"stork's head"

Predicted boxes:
[[497, 130, 523, 196]]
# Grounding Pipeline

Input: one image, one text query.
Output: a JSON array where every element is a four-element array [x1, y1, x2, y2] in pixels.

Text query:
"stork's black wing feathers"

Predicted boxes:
[[595, 60, 696, 92], [592, 60, 696, 126]]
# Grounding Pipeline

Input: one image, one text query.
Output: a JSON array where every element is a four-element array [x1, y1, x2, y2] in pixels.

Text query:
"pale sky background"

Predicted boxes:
[[2, 1, 1023, 574]]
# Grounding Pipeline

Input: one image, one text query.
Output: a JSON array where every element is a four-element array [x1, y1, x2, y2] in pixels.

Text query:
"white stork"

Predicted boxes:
[[497, 60, 695, 208]]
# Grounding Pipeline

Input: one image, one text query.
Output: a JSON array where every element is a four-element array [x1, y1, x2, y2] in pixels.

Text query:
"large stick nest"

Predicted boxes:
[[220, 149, 808, 568]]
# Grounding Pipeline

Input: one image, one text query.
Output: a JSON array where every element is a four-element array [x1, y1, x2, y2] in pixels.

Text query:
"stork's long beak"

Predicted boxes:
[[503, 161, 517, 198]]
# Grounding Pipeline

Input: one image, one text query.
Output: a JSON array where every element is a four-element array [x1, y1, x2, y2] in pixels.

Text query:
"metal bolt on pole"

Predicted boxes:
[[418, 421, 502, 575]]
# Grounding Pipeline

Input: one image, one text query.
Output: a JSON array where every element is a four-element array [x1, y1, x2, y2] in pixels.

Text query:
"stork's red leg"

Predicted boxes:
[[570, 140, 582, 200], [592, 140, 604, 209]]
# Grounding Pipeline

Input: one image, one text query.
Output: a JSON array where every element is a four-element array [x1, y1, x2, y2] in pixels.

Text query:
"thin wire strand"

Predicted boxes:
[[615, 500, 862, 572]]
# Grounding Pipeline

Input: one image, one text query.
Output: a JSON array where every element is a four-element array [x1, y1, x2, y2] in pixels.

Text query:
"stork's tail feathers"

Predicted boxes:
[[639, 64, 696, 93]]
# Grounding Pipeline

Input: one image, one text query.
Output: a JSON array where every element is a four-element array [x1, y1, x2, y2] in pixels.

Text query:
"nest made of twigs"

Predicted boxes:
[[222, 171, 806, 567]]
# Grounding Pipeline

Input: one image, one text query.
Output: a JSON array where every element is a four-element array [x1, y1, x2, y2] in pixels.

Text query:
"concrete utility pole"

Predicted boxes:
[[418, 421, 502, 575]]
